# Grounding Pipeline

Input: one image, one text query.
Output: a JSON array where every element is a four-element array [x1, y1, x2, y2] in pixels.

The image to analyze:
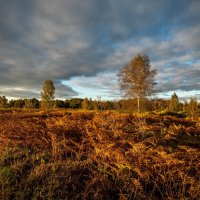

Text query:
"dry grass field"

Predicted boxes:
[[0, 110, 200, 199]]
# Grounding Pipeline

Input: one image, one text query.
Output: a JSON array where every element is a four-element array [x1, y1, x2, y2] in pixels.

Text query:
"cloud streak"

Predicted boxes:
[[0, 0, 199, 99]]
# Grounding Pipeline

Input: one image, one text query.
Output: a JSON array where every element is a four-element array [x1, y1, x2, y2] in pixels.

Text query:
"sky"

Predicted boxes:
[[0, 0, 200, 100]]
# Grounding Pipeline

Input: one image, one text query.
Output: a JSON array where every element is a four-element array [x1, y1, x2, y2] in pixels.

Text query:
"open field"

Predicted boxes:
[[0, 110, 200, 200]]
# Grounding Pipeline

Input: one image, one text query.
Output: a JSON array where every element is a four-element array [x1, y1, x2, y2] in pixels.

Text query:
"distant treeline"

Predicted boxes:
[[0, 94, 200, 117]]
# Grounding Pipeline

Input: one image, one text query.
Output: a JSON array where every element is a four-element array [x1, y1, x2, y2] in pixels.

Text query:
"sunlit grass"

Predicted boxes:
[[0, 110, 199, 199]]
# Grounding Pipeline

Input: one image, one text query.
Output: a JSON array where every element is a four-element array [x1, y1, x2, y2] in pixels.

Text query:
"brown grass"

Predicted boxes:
[[0, 110, 200, 199]]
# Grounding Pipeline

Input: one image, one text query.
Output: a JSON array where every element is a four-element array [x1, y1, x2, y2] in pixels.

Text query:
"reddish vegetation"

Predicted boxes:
[[0, 110, 200, 199]]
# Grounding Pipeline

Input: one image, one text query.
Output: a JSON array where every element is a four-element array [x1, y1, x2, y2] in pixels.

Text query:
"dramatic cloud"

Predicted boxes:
[[0, 0, 199, 99]]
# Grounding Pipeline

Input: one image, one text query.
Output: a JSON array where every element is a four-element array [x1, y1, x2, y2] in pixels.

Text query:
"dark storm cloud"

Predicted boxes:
[[0, 0, 199, 99], [0, 0, 36, 41]]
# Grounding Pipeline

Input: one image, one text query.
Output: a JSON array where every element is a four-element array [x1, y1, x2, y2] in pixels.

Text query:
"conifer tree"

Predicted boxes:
[[189, 97, 198, 118], [82, 98, 90, 109], [41, 80, 55, 110], [169, 92, 180, 112]]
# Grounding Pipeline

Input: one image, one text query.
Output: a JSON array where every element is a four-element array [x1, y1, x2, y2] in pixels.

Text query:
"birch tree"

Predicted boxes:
[[118, 54, 157, 112]]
